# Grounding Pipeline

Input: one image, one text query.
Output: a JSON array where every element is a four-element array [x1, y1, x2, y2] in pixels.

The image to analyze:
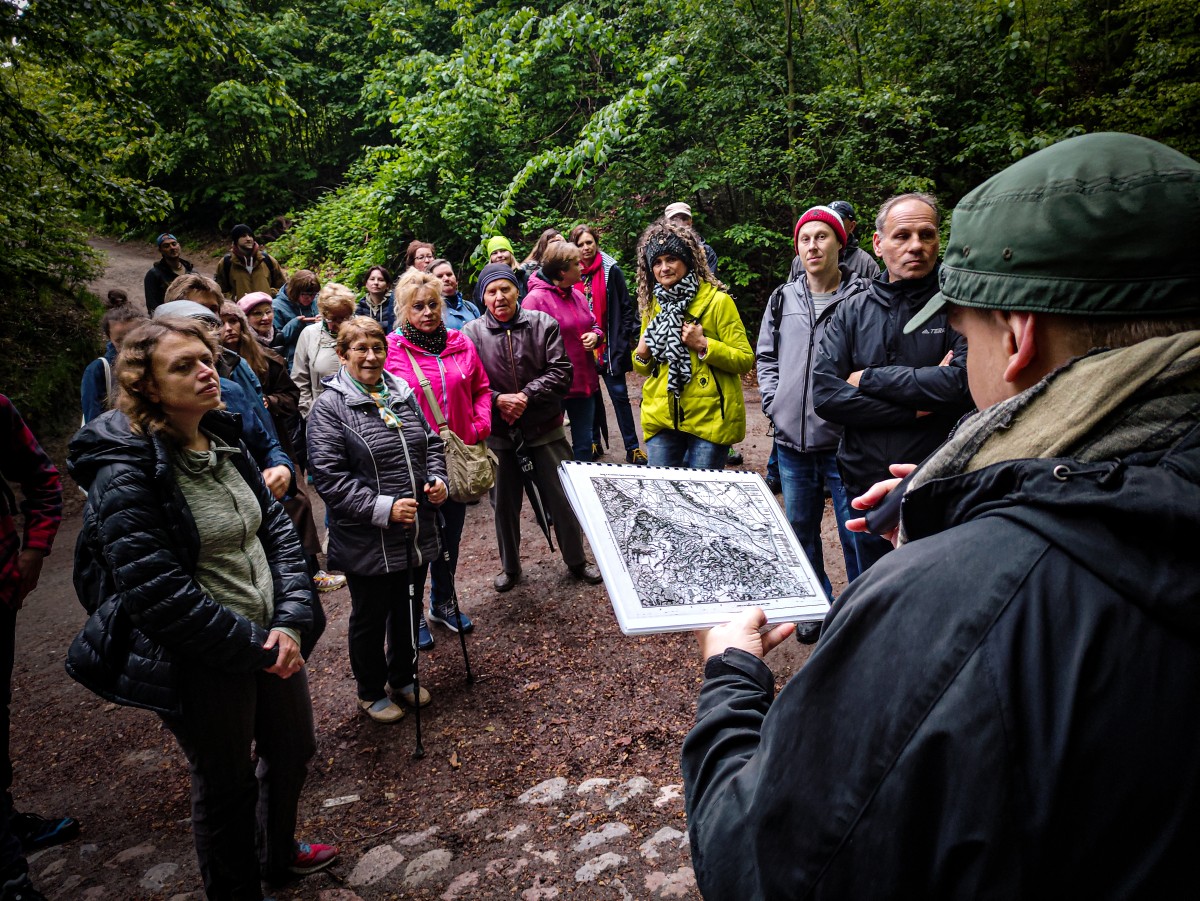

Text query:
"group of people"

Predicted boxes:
[[31, 130, 1196, 901]]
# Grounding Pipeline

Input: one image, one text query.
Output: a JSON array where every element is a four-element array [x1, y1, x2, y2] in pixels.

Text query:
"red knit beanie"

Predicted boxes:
[[793, 205, 847, 254]]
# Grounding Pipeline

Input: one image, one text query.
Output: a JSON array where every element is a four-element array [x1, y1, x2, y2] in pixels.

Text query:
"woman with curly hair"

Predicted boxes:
[[632, 219, 754, 469], [67, 317, 336, 898]]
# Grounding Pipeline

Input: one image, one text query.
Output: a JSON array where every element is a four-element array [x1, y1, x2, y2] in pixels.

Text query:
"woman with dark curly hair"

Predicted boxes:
[[632, 219, 754, 469], [67, 317, 336, 898]]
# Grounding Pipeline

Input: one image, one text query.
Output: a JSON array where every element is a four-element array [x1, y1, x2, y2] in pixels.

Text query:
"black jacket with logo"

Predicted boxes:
[[811, 269, 973, 496]]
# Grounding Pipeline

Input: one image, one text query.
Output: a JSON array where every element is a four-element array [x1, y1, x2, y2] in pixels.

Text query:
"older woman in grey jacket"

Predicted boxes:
[[306, 316, 448, 724]]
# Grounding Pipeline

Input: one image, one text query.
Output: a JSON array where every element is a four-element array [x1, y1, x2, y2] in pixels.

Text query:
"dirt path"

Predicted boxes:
[[12, 241, 841, 899]]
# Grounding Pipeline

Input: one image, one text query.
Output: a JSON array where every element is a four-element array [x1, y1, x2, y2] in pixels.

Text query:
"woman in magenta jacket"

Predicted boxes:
[[384, 269, 491, 650], [521, 240, 604, 461]]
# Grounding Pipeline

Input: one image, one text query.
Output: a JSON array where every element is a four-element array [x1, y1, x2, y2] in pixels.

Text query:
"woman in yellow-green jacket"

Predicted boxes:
[[632, 219, 754, 468]]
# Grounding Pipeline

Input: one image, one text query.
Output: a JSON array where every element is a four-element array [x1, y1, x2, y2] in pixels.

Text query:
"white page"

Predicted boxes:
[[559, 461, 829, 635]]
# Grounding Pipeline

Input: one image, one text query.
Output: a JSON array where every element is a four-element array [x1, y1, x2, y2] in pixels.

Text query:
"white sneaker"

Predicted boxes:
[[313, 570, 346, 593]]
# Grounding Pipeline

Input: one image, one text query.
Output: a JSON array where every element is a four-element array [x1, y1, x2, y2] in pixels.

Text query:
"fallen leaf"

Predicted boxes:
[[450, 751, 461, 769]]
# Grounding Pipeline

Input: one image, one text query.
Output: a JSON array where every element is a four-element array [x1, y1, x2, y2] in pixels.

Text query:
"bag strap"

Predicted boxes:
[[403, 347, 448, 431], [100, 356, 113, 403]]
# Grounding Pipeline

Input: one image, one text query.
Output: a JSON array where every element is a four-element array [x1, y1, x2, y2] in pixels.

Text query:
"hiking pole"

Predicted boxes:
[[427, 479, 474, 685], [405, 523, 425, 760]]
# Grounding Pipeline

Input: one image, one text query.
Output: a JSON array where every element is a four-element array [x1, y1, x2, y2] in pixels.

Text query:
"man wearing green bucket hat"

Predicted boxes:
[[682, 132, 1200, 899]]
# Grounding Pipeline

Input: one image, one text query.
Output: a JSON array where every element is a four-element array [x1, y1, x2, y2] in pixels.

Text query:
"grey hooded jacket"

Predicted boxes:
[[756, 265, 864, 454]]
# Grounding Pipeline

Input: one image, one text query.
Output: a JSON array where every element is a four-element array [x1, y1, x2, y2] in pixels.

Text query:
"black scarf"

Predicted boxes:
[[645, 270, 700, 396], [402, 321, 448, 355]]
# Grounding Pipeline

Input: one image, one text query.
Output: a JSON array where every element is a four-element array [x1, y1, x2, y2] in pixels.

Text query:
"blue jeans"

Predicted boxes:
[[563, 395, 597, 461], [766, 440, 779, 482], [646, 430, 728, 470], [429, 499, 466, 611], [777, 445, 858, 599], [593, 372, 640, 453]]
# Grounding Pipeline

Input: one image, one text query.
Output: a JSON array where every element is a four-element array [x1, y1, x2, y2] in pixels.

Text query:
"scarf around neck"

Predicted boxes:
[[579, 252, 608, 330], [350, 374, 403, 430], [402, 321, 448, 355], [645, 270, 700, 396], [898, 330, 1200, 545]]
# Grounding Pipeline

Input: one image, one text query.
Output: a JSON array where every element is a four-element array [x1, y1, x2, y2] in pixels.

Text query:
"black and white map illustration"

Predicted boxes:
[[591, 474, 816, 608], [559, 461, 828, 634]]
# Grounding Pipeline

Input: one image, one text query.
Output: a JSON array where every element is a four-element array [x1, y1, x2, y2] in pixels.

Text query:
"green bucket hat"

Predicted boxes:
[[905, 132, 1200, 334]]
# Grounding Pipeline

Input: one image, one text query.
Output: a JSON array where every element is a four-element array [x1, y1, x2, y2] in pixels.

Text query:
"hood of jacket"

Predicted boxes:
[[393, 327, 475, 360], [526, 270, 573, 302], [69, 409, 245, 491], [321, 366, 418, 407], [901, 394, 1200, 639]]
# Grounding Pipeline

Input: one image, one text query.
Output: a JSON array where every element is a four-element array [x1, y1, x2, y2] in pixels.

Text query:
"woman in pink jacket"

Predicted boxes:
[[521, 240, 604, 461], [385, 270, 491, 650]]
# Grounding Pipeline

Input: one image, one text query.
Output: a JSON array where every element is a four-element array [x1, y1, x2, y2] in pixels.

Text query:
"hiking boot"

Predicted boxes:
[[626, 448, 648, 465], [428, 605, 475, 634], [765, 474, 782, 494], [568, 562, 604, 585], [591, 442, 604, 460], [289, 841, 338, 876], [11, 812, 80, 852], [726, 447, 744, 466], [795, 621, 822, 645], [395, 683, 431, 708], [313, 570, 346, 593], [358, 697, 405, 724], [0, 874, 45, 901], [418, 615, 434, 651], [494, 570, 521, 592]]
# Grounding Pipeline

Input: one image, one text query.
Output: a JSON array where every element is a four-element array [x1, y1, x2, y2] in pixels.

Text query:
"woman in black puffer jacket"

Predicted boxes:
[[305, 316, 448, 724], [67, 317, 335, 900]]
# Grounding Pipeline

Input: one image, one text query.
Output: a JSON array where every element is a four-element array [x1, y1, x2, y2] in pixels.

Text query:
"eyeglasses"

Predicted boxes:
[[348, 345, 386, 357], [249, 309, 273, 319]]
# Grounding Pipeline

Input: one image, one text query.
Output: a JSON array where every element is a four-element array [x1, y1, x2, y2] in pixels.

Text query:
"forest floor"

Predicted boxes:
[[12, 237, 845, 899]]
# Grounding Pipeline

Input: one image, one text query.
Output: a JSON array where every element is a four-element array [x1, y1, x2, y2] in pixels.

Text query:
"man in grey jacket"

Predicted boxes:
[[757, 206, 863, 642]]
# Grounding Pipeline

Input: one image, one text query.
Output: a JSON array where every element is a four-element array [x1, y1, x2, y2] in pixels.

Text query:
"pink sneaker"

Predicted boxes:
[[289, 841, 338, 876]]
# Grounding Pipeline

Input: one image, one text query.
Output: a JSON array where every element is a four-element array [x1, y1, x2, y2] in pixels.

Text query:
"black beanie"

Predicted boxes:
[[477, 263, 518, 297], [230, 223, 254, 242]]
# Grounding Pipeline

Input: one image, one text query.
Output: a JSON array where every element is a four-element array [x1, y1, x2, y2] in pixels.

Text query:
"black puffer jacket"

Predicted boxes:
[[66, 410, 317, 716], [812, 269, 973, 496], [683, 419, 1200, 899], [306, 369, 447, 574]]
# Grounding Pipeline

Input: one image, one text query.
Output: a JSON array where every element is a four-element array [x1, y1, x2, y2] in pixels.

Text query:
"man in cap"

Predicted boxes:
[[789, 201, 880, 282], [143, 233, 194, 315], [215, 223, 285, 301], [812, 191, 973, 573], [665, 202, 719, 277], [682, 132, 1200, 898]]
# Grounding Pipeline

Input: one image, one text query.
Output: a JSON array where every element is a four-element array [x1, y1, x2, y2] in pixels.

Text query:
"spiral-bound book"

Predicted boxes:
[[558, 460, 829, 635]]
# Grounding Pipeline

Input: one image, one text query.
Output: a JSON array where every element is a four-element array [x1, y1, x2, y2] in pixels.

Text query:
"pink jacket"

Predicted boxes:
[[384, 329, 492, 445], [522, 272, 603, 398]]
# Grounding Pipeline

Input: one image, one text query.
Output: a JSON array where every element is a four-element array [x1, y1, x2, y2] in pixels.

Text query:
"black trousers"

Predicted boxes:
[[0, 606, 24, 880], [345, 565, 429, 703], [161, 664, 316, 901]]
